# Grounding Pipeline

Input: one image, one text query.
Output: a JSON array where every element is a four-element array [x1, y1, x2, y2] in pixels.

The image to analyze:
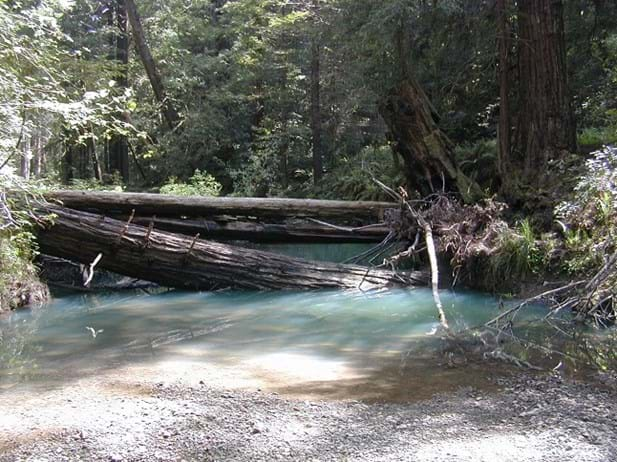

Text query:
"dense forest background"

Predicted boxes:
[[2, 0, 617, 314], [1, 0, 616, 201]]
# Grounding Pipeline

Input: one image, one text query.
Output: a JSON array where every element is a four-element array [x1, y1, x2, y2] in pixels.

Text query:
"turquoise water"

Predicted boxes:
[[238, 242, 377, 262], [0, 243, 554, 400], [0, 287, 513, 392]]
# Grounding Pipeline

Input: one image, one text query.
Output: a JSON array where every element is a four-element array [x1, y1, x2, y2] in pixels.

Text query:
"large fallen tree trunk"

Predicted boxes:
[[45, 190, 393, 222], [36, 207, 427, 291], [125, 216, 390, 243]]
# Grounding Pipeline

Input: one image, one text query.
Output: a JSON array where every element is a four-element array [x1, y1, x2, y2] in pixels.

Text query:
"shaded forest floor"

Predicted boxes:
[[1, 360, 616, 461]]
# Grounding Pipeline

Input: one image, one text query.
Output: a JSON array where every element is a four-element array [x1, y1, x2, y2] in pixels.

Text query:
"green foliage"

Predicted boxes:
[[65, 176, 125, 192], [2, 0, 617, 199], [487, 219, 556, 289], [0, 173, 46, 312], [578, 126, 617, 149], [314, 145, 404, 201], [557, 146, 617, 275], [454, 139, 498, 190], [567, 1, 617, 136], [0, 1, 133, 160], [160, 170, 222, 197], [0, 230, 39, 310]]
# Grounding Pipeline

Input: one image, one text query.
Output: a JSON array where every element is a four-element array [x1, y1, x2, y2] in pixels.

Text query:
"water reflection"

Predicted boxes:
[[237, 242, 377, 263]]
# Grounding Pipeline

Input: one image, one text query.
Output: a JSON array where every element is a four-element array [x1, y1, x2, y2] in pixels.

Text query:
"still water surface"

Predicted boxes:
[[0, 244, 538, 402]]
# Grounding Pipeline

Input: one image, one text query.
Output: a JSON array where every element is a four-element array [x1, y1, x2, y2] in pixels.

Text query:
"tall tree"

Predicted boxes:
[[108, 0, 130, 182], [497, 0, 511, 184], [499, 0, 577, 198], [310, 33, 322, 183], [125, 0, 181, 131], [307, 0, 323, 184]]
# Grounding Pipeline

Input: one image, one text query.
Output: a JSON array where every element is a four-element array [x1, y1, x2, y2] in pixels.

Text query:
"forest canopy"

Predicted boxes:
[[0, 0, 614, 201]]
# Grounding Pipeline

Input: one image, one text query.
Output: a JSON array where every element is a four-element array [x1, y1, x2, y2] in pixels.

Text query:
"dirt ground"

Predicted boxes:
[[1, 359, 616, 462]]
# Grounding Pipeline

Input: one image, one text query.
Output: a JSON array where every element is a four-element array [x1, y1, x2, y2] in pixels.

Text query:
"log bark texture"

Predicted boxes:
[[46, 190, 394, 222], [37, 207, 427, 291]]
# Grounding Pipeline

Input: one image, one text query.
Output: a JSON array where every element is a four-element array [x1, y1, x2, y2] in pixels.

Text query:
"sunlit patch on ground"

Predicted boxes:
[[242, 352, 358, 383]]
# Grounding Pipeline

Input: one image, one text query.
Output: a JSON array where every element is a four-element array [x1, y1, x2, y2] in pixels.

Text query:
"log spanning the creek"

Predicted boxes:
[[46, 190, 394, 222], [36, 207, 427, 291]]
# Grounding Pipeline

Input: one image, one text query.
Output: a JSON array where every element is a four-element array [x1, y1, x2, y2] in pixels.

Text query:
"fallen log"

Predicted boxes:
[[45, 190, 394, 222], [37, 207, 427, 291], [125, 215, 390, 243]]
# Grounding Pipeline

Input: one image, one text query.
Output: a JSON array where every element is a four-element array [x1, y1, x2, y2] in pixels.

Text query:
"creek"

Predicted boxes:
[[0, 244, 547, 402]]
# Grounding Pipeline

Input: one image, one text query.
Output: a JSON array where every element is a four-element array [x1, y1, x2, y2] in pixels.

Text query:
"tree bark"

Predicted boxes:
[[379, 79, 481, 202], [510, 0, 577, 192], [36, 207, 427, 291], [125, 0, 181, 130], [45, 190, 394, 222]]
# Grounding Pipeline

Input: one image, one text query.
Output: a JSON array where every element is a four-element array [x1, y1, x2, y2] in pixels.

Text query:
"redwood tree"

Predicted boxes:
[[499, 0, 577, 198]]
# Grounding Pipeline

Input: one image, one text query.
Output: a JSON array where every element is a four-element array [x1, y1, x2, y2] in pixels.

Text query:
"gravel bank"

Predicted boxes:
[[1, 370, 616, 462]]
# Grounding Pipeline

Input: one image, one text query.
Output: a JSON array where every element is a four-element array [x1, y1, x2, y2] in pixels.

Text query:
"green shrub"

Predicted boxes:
[[454, 139, 499, 190], [0, 231, 39, 310], [488, 219, 552, 285], [578, 127, 617, 149], [160, 169, 222, 196], [314, 145, 404, 201], [67, 175, 125, 192], [556, 146, 617, 275], [0, 173, 49, 311]]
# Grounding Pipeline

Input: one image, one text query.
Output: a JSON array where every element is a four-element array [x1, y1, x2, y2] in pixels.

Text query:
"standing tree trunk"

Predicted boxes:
[[310, 36, 323, 184], [19, 135, 31, 180], [379, 79, 481, 202], [33, 131, 42, 178], [497, 0, 512, 189], [61, 130, 89, 184], [61, 141, 74, 185], [504, 0, 576, 197], [125, 0, 181, 130], [108, 0, 130, 183]]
